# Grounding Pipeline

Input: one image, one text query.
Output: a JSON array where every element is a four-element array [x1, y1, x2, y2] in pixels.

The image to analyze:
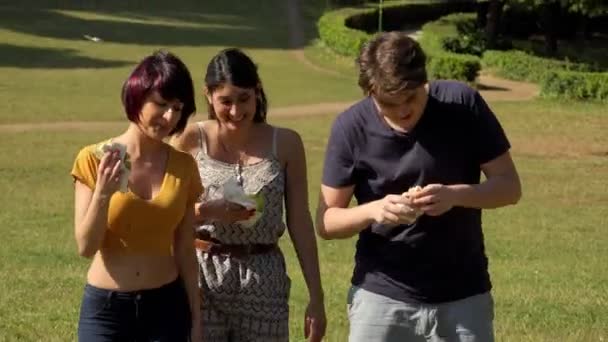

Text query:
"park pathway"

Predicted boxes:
[[0, 1, 539, 133], [283, 0, 539, 103]]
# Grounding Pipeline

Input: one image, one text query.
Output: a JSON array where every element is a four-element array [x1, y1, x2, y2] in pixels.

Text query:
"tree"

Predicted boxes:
[[563, 0, 608, 40], [563, 0, 608, 17], [484, 0, 505, 49], [507, 0, 608, 54]]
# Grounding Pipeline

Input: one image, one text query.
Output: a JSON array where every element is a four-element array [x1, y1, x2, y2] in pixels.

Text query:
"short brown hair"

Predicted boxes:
[[357, 32, 427, 95]]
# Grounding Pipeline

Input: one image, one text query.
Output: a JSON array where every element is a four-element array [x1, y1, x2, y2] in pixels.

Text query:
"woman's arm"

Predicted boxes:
[[281, 128, 326, 341], [173, 206, 201, 338], [170, 122, 202, 156], [74, 152, 122, 258], [171, 122, 215, 225], [282, 128, 324, 302]]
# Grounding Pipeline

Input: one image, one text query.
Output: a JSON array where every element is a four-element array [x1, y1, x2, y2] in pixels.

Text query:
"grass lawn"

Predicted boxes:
[[1, 0, 607, 341], [1, 99, 607, 341], [0, 0, 360, 124]]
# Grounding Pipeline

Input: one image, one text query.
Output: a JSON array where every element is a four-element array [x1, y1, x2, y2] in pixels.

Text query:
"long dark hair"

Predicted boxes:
[[204, 48, 268, 123]]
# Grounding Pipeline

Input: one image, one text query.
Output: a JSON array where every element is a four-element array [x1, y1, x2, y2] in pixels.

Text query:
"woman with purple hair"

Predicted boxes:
[[71, 51, 203, 341]]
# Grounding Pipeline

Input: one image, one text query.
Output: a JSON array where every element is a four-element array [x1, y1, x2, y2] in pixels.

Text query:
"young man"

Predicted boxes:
[[316, 32, 521, 341]]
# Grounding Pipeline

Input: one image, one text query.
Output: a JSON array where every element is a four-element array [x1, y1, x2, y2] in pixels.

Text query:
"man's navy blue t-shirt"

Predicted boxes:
[[322, 80, 510, 303]]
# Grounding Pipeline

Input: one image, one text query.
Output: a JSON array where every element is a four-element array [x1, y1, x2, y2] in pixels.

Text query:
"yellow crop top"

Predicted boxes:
[[71, 142, 203, 255]]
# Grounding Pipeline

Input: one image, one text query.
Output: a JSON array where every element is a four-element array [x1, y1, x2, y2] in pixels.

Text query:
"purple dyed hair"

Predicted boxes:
[[121, 51, 196, 135]]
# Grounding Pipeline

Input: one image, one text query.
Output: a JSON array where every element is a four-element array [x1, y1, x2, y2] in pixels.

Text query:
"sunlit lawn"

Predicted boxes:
[[1, 99, 607, 341], [1, 0, 607, 341]]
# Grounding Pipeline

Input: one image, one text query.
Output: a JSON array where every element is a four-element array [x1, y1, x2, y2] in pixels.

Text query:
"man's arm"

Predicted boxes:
[[316, 185, 416, 240], [316, 185, 367, 240], [412, 151, 521, 216], [453, 151, 521, 208]]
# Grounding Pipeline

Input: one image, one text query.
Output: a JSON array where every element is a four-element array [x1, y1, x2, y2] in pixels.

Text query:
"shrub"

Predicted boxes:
[[427, 54, 481, 81], [482, 50, 596, 83], [418, 13, 481, 82], [541, 71, 608, 102], [317, 7, 372, 57], [427, 13, 486, 56], [317, 6, 482, 82]]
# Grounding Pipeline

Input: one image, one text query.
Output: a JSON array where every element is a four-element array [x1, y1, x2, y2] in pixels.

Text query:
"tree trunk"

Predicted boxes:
[[485, 0, 504, 49], [540, 1, 561, 55], [572, 15, 588, 52], [476, 1, 488, 28]]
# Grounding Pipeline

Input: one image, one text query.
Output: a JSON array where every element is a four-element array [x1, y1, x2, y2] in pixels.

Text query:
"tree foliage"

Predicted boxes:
[[508, 0, 608, 17]]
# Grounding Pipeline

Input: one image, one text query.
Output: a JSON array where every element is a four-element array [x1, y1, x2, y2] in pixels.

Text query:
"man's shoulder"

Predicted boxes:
[[334, 97, 373, 128], [429, 80, 478, 105]]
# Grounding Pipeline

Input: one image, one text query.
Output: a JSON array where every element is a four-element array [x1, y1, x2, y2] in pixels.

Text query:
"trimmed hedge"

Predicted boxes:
[[427, 53, 480, 82], [418, 13, 481, 82], [541, 71, 608, 102], [317, 2, 606, 100], [317, 7, 371, 57], [482, 50, 596, 83], [317, 4, 481, 82]]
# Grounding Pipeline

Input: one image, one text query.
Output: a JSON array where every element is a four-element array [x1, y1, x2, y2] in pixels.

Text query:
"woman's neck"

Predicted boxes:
[[217, 123, 255, 152], [117, 123, 166, 159]]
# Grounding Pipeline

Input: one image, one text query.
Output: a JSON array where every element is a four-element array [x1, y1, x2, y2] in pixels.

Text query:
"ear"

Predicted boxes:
[[203, 86, 213, 104]]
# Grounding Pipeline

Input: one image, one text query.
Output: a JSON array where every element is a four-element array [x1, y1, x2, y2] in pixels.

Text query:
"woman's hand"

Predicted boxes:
[[190, 321, 202, 342], [304, 297, 326, 342], [197, 198, 254, 224], [95, 151, 123, 198]]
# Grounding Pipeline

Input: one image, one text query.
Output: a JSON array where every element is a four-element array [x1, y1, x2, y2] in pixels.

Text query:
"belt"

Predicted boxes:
[[194, 238, 277, 258]]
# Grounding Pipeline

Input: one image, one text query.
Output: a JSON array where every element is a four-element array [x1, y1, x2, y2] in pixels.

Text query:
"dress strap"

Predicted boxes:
[[197, 122, 208, 154], [271, 127, 278, 158]]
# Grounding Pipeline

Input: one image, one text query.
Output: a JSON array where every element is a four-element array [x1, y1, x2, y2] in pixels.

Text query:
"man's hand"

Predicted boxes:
[[369, 194, 420, 225], [411, 184, 457, 216]]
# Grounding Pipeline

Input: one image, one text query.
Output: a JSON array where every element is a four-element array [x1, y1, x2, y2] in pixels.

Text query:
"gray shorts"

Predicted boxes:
[[347, 286, 494, 342]]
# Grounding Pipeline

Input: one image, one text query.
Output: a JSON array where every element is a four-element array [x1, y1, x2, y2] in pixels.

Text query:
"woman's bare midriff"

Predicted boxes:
[[86, 250, 179, 291]]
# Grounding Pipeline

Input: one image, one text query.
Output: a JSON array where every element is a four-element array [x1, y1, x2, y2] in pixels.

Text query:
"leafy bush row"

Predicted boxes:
[[417, 13, 481, 82], [317, 2, 606, 101], [482, 50, 607, 101], [317, 5, 481, 82], [482, 50, 597, 83], [541, 71, 608, 101], [317, 7, 371, 57]]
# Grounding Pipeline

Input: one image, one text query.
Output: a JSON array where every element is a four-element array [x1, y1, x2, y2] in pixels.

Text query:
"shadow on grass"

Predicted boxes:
[[0, 1, 291, 48], [0, 44, 129, 68], [476, 83, 509, 91]]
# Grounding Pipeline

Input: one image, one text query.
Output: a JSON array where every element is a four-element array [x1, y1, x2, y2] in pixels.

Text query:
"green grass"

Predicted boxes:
[[304, 39, 361, 79], [1, 0, 608, 340], [1, 100, 607, 341], [0, 0, 361, 124]]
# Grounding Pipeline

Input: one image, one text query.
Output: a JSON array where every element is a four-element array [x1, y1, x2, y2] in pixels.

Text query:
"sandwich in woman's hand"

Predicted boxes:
[[94, 142, 131, 193]]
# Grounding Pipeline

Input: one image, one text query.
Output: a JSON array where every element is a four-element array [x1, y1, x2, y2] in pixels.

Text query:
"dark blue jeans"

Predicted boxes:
[[77, 278, 191, 342]]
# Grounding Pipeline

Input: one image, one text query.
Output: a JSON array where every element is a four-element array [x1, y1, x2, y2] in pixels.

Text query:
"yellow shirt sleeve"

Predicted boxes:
[[187, 156, 204, 205], [71, 145, 99, 190]]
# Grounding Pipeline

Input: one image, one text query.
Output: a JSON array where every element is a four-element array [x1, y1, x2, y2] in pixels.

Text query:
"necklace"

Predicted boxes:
[[218, 133, 246, 186], [235, 163, 244, 186]]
